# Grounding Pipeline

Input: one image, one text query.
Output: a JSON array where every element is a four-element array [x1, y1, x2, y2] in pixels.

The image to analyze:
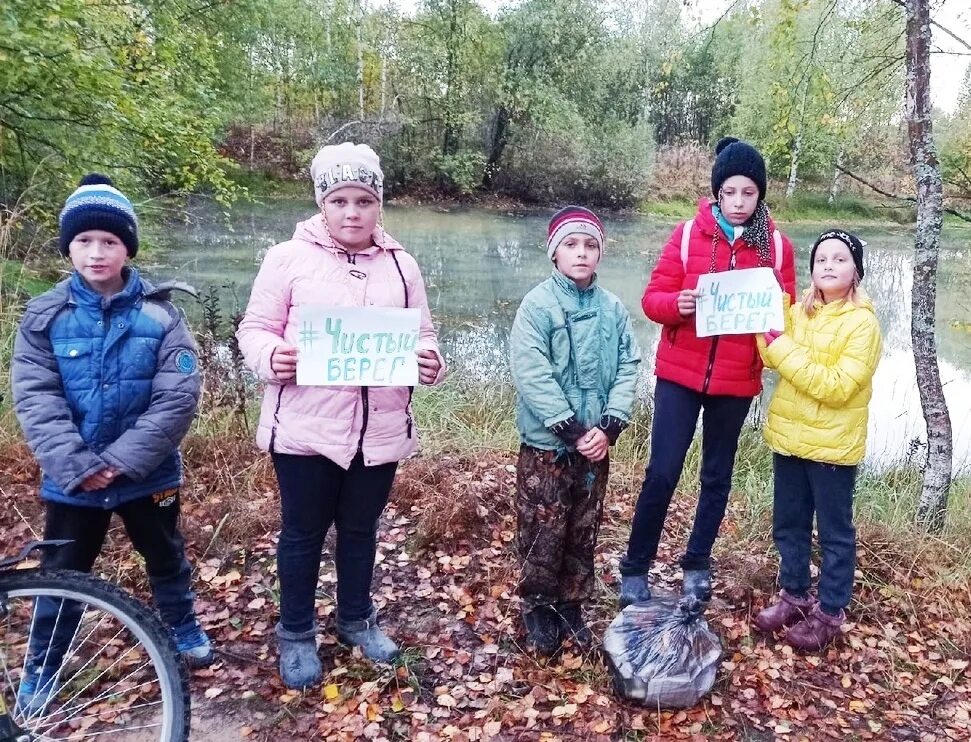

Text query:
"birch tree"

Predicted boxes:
[[902, 0, 952, 530]]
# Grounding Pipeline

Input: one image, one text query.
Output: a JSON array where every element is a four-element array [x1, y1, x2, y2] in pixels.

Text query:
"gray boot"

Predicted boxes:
[[336, 608, 399, 663], [682, 569, 712, 603], [618, 573, 652, 608], [275, 624, 322, 690]]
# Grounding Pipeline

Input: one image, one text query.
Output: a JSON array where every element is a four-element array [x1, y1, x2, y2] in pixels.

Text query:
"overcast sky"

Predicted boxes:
[[387, 0, 970, 114]]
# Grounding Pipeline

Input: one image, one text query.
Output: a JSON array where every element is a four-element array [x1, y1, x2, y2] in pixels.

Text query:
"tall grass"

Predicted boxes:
[[412, 375, 971, 553], [0, 202, 57, 445]]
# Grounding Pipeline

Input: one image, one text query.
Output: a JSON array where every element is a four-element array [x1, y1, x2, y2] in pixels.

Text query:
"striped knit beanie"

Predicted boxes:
[[59, 173, 139, 257], [546, 206, 605, 261]]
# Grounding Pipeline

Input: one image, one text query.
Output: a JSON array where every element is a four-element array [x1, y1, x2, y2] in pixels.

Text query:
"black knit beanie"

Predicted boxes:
[[58, 173, 139, 257], [810, 229, 866, 279], [711, 137, 767, 202]]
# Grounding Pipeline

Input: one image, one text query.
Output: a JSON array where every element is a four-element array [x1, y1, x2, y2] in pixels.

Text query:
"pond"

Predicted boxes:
[[143, 199, 971, 471]]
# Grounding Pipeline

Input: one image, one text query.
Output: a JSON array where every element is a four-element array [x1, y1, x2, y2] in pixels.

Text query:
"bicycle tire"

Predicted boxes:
[[0, 569, 191, 742]]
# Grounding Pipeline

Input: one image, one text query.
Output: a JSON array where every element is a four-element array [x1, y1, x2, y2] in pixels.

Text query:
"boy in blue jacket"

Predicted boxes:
[[11, 174, 213, 709], [509, 206, 640, 655]]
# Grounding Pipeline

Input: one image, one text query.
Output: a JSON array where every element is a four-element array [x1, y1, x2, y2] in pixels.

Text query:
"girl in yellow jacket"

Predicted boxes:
[[753, 229, 882, 652]]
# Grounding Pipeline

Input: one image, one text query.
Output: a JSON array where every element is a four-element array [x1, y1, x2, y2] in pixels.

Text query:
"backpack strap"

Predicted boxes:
[[773, 229, 783, 271], [680, 218, 694, 272]]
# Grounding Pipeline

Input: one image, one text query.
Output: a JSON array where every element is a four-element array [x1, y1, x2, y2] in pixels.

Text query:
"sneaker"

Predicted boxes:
[[753, 590, 815, 633], [172, 619, 215, 667], [16, 664, 60, 717], [522, 605, 561, 656], [682, 569, 712, 603], [618, 574, 652, 608], [276, 624, 322, 689], [336, 609, 400, 663], [555, 603, 593, 649], [785, 604, 845, 652]]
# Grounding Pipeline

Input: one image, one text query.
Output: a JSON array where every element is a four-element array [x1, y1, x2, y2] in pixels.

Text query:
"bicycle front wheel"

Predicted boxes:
[[0, 569, 190, 741]]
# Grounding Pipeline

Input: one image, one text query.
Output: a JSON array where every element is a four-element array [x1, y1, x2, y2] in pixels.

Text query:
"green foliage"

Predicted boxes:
[[0, 0, 243, 218], [0, 0, 927, 210], [939, 71, 971, 198], [725, 0, 903, 192]]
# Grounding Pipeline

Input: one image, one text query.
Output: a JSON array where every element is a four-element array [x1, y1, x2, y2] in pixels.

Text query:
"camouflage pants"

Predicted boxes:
[[516, 445, 609, 611]]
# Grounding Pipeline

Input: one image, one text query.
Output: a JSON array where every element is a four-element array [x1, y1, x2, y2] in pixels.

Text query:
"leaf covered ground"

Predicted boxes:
[[1, 442, 969, 741]]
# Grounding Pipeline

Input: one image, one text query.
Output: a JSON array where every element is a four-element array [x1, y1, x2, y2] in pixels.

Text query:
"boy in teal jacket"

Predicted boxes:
[[509, 206, 640, 655]]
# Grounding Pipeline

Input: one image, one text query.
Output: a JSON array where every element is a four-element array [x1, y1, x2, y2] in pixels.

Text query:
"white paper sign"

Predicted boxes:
[[296, 306, 420, 386], [694, 267, 785, 338]]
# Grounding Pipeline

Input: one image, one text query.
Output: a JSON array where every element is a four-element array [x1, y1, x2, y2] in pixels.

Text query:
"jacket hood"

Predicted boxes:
[[292, 213, 404, 253]]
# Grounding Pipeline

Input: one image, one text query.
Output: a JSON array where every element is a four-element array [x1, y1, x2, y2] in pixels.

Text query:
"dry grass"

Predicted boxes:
[[391, 451, 516, 550]]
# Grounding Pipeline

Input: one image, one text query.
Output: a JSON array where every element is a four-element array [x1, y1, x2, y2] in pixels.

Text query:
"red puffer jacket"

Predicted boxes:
[[643, 199, 796, 397]]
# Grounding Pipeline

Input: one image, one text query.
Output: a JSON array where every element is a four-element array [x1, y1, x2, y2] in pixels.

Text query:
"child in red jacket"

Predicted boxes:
[[619, 137, 797, 606]]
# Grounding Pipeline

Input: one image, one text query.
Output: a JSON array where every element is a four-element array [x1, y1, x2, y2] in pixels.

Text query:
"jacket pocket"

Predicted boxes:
[[665, 325, 680, 347], [549, 324, 571, 377], [52, 340, 94, 384]]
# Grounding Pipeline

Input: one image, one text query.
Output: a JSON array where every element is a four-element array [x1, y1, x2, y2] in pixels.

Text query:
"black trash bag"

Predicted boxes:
[[602, 595, 722, 708]]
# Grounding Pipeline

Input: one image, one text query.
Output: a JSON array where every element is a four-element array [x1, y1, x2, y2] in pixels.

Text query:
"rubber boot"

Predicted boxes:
[[753, 590, 815, 633], [276, 624, 322, 689], [523, 605, 560, 656], [682, 569, 712, 603], [786, 604, 845, 652], [555, 602, 593, 649], [618, 573, 652, 608], [337, 608, 400, 663]]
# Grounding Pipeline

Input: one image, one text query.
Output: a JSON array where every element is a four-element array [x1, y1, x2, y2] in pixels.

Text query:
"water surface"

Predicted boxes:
[[144, 200, 971, 470]]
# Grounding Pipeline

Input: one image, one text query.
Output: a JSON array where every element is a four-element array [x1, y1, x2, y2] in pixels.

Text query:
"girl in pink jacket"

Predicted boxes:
[[237, 142, 445, 688]]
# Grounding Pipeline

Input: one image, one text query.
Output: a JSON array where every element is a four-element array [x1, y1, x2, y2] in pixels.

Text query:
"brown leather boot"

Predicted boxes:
[[753, 590, 815, 633], [785, 604, 844, 652]]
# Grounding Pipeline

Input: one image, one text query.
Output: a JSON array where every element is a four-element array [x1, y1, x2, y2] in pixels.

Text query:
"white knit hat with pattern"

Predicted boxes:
[[310, 142, 384, 206]]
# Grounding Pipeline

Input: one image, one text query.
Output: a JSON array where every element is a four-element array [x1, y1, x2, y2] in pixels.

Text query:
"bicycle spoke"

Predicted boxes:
[[50, 663, 159, 721], [22, 597, 91, 731], [0, 571, 188, 742], [26, 695, 165, 740]]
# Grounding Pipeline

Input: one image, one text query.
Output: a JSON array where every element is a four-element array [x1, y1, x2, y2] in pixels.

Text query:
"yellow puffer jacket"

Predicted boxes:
[[760, 293, 882, 466]]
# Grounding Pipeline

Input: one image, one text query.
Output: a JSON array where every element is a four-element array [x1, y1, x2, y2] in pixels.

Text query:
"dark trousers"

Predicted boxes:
[[27, 490, 196, 678], [621, 379, 752, 574], [773, 453, 857, 615], [272, 452, 397, 632], [41, 490, 196, 628], [516, 446, 608, 612]]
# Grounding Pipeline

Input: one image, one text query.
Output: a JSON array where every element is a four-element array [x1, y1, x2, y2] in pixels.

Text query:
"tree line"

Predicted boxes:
[[2, 0, 970, 213]]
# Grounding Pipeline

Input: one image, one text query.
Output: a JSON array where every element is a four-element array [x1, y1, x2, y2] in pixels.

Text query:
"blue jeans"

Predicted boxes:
[[272, 452, 397, 632], [621, 379, 753, 574], [773, 453, 857, 615]]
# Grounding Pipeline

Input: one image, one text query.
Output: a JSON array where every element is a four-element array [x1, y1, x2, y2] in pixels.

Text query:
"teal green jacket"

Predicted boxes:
[[510, 270, 641, 451]]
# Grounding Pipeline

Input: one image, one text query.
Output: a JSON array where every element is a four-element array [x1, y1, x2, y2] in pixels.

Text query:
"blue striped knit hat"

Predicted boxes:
[[58, 173, 139, 257]]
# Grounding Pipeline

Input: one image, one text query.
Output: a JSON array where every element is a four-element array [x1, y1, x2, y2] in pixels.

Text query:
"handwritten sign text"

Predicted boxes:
[[296, 306, 420, 386], [695, 267, 785, 338]]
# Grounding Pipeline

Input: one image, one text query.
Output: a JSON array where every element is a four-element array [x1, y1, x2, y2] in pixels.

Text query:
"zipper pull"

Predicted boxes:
[[406, 412, 413, 438]]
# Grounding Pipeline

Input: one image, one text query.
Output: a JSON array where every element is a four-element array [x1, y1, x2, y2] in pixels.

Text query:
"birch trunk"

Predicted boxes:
[[828, 145, 845, 204], [785, 132, 801, 198], [356, 0, 365, 120], [905, 0, 952, 530]]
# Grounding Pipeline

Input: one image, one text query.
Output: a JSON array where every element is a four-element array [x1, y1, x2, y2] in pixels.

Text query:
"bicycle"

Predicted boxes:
[[0, 541, 190, 741]]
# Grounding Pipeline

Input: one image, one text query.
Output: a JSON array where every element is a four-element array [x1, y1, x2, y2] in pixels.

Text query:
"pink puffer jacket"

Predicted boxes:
[[237, 215, 445, 469]]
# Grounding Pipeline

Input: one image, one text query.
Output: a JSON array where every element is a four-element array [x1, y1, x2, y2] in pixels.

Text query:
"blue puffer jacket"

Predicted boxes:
[[11, 268, 201, 508]]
